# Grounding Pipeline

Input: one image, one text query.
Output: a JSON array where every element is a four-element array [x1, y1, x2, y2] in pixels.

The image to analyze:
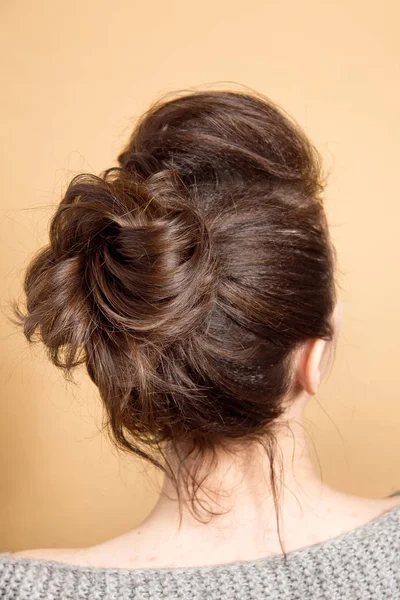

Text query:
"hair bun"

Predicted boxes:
[[51, 168, 217, 344], [14, 165, 218, 395]]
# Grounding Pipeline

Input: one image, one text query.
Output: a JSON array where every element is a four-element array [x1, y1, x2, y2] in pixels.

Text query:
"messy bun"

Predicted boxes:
[[12, 89, 337, 522]]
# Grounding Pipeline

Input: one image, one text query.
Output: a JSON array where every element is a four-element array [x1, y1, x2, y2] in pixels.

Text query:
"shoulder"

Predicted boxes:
[[338, 492, 400, 517], [376, 494, 400, 512], [11, 547, 88, 565]]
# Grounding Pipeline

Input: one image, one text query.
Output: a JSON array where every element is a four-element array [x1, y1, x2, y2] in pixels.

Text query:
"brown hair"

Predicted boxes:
[[11, 88, 337, 533]]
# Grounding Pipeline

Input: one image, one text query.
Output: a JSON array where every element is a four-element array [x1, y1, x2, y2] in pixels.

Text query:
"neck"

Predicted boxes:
[[136, 391, 338, 557], [85, 389, 395, 569]]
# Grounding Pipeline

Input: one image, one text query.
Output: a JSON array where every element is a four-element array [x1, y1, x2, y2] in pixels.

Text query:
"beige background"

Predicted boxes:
[[1, 0, 399, 552]]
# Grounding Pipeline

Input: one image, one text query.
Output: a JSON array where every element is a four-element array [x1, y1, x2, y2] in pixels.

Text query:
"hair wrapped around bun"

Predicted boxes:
[[12, 89, 337, 521]]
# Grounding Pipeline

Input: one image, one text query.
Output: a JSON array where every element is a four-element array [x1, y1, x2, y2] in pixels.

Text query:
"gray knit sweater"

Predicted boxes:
[[1, 505, 400, 599]]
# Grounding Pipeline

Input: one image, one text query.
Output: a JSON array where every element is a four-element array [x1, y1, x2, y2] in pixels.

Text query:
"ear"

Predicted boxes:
[[296, 338, 329, 396]]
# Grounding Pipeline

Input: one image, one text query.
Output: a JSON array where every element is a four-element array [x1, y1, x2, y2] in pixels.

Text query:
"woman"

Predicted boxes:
[[1, 88, 399, 599]]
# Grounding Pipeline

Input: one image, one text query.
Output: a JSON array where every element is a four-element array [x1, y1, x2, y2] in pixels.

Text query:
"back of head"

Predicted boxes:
[[12, 89, 337, 520]]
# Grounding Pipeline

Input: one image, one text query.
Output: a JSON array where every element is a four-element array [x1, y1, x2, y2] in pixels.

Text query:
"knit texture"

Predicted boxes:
[[1, 505, 400, 600]]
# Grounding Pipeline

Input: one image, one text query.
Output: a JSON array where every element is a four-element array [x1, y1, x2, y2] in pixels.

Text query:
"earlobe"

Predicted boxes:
[[296, 338, 327, 396]]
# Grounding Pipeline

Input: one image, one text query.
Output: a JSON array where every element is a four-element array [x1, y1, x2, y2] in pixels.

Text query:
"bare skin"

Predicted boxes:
[[12, 300, 400, 568]]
